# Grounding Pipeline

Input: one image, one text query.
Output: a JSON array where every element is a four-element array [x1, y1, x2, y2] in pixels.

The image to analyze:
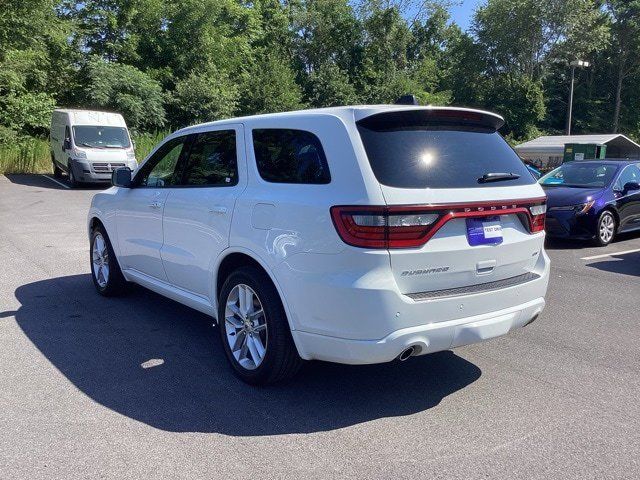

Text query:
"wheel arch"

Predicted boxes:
[[213, 248, 298, 337]]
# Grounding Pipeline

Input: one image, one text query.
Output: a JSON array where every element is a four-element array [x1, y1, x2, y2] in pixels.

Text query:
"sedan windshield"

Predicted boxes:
[[73, 126, 130, 148], [539, 163, 618, 188]]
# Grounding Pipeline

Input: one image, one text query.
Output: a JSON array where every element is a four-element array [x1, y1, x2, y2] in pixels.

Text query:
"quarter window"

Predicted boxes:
[[182, 130, 238, 186], [252, 129, 330, 184], [137, 137, 186, 188]]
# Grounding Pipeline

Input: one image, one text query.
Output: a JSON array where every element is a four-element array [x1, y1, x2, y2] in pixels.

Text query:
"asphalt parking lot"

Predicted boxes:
[[1, 174, 639, 479]]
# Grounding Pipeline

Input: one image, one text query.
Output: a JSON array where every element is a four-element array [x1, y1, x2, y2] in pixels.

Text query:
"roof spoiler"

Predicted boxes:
[[358, 108, 505, 131]]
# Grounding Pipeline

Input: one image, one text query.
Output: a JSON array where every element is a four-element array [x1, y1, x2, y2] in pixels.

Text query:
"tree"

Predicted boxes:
[[78, 58, 166, 131], [605, 0, 640, 132], [238, 51, 305, 115], [307, 63, 359, 107], [169, 69, 239, 127]]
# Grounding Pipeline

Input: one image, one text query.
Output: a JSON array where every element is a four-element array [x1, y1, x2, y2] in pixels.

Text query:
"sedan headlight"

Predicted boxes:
[[549, 200, 595, 215]]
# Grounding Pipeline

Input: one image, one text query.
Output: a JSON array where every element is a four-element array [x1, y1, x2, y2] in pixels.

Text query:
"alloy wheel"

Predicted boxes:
[[92, 233, 110, 288], [224, 284, 268, 370], [599, 213, 614, 244]]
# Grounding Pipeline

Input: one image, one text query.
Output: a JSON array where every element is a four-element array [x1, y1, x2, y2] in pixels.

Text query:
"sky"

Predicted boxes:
[[449, 0, 484, 31]]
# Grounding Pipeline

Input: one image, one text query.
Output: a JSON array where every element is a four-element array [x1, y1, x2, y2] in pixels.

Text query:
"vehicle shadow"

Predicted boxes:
[[544, 237, 591, 250], [5, 174, 105, 190], [11, 274, 481, 435], [585, 251, 640, 277]]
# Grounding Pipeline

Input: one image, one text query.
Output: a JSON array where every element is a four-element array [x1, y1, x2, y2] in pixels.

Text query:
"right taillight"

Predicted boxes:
[[331, 198, 547, 249]]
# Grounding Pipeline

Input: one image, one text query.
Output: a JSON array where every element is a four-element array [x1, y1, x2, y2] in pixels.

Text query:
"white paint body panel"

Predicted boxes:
[[88, 105, 550, 364]]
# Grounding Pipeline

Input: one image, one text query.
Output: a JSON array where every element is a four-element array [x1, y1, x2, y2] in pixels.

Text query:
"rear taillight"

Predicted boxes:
[[529, 204, 546, 233], [331, 199, 546, 249]]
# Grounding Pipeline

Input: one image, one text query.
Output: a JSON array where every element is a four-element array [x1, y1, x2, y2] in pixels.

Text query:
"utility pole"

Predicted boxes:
[[565, 60, 590, 136]]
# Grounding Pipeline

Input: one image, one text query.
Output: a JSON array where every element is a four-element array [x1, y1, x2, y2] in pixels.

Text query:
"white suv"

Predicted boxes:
[[88, 105, 549, 384]]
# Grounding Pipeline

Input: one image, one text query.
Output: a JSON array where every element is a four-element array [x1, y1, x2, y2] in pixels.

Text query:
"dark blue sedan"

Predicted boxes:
[[540, 160, 640, 246]]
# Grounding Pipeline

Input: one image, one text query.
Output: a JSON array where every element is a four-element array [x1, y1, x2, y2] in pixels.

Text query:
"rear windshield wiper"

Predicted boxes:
[[478, 172, 521, 183]]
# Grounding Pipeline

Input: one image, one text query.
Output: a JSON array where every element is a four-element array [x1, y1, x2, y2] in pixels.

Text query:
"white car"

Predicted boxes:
[[88, 105, 550, 385], [50, 109, 138, 186]]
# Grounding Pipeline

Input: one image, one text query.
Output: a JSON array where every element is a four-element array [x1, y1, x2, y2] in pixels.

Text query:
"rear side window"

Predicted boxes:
[[357, 111, 534, 189], [252, 129, 330, 184], [182, 130, 238, 186]]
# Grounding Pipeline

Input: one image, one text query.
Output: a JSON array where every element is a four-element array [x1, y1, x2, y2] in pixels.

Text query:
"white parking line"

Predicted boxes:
[[581, 248, 640, 261], [43, 175, 70, 189]]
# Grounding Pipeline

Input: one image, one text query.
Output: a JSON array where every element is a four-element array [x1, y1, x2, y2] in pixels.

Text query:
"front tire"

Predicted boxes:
[[218, 266, 302, 385], [594, 210, 616, 247], [90, 225, 127, 296]]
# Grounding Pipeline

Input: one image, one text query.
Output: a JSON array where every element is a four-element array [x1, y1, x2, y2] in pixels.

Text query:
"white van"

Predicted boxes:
[[50, 109, 138, 186]]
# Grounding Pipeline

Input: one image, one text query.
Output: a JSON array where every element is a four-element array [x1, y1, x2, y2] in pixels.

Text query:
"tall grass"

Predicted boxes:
[[0, 131, 171, 175], [0, 138, 52, 174]]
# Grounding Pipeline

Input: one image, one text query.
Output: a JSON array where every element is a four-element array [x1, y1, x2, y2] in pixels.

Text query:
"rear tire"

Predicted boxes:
[[67, 161, 78, 187], [90, 225, 127, 296], [52, 154, 62, 178], [218, 266, 302, 385], [594, 210, 616, 247]]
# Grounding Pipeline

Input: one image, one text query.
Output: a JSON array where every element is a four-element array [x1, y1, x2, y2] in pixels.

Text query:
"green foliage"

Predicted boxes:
[[1, 0, 640, 172], [307, 63, 359, 107], [79, 57, 166, 131], [169, 69, 239, 127], [239, 51, 305, 115]]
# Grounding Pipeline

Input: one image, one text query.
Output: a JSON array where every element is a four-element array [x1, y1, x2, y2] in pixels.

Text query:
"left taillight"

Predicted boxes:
[[528, 204, 546, 233], [330, 206, 439, 249]]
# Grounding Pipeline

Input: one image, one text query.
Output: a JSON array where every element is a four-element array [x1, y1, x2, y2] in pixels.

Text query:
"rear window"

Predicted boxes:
[[356, 111, 534, 189], [252, 129, 330, 184]]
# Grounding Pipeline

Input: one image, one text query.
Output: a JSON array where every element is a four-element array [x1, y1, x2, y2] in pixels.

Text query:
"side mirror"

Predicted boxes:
[[623, 181, 640, 193], [112, 167, 132, 188], [62, 139, 71, 151]]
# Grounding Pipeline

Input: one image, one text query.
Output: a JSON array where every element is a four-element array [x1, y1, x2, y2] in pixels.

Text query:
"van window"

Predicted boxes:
[[182, 130, 238, 186], [72, 126, 130, 148], [137, 137, 186, 188], [252, 129, 330, 184], [357, 111, 534, 189]]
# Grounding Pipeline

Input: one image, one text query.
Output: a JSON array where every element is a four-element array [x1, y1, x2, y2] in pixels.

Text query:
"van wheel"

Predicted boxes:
[[594, 211, 616, 247], [67, 161, 78, 187], [51, 154, 62, 178], [90, 225, 127, 296], [218, 266, 302, 385]]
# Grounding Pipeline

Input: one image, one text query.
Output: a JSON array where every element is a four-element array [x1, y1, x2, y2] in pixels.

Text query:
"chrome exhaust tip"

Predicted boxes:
[[398, 346, 416, 362]]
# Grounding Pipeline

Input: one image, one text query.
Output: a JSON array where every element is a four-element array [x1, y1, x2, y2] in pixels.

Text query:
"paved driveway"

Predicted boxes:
[[1, 174, 639, 479]]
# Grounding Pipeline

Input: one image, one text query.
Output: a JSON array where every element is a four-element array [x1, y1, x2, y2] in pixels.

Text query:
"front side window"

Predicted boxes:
[[72, 126, 130, 148], [252, 129, 330, 184], [540, 164, 619, 189], [182, 130, 238, 186], [137, 137, 186, 188]]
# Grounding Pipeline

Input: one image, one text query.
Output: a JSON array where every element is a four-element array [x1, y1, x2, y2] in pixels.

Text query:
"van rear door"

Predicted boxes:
[[353, 109, 546, 296]]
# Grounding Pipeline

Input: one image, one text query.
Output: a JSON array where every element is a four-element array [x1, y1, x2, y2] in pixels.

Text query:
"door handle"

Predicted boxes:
[[209, 206, 228, 215], [148, 200, 162, 209]]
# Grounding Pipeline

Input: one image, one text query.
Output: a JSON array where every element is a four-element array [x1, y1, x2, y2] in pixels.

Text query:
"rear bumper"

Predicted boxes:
[[277, 248, 550, 364], [292, 297, 544, 364]]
